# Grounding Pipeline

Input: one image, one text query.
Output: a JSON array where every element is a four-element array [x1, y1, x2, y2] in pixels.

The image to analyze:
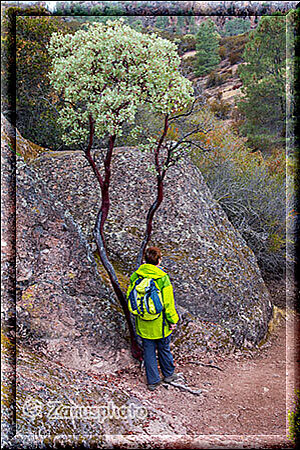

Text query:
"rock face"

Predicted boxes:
[[14, 135, 131, 372], [32, 145, 273, 348]]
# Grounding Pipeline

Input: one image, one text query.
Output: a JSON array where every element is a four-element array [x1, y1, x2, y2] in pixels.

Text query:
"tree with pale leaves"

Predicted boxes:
[[48, 19, 200, 360]]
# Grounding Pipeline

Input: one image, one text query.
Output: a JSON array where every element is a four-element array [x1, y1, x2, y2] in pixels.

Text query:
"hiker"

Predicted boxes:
[[127, 246, 180, 391]]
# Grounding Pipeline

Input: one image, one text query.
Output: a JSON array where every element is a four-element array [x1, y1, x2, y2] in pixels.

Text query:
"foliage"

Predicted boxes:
[[209, 93, 232, 119], [48, 19, 193, 147], [179, 55, 197, 79], [1, 6, 49, 118], [206, 70, 232, 88], [68, 10, 144, 33], [177, 33, 197, 55], [155, 15, 170, 30], [218, 45, 227, 61], [219, 33, 249, 64], [192, 109, 286, 279], [288, 390, 300, 445], [237, 16, 286, 152], [2, 6, 77, 149], [195, 19, 221, 77], [175, 15, 197, 35], [56, 1, 124, 16], [224, 17, 251, 36]]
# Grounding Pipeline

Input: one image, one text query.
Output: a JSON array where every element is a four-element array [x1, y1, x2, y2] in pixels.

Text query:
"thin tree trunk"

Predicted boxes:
[[85, 124, 142, 361], [135, 114, 169, 268], [94, 211, 142, 361], [136, 177, 164, 268]]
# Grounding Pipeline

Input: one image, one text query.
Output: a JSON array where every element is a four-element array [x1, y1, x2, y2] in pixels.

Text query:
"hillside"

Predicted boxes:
[[182, 50, 243, 102]]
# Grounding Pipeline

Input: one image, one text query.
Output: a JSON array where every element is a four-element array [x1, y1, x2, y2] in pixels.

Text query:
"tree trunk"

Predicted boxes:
[[136, 176, 164, 268], [93, 212, 143, 361], [135, 115, 169, 268], [85, 131, 143, 361]]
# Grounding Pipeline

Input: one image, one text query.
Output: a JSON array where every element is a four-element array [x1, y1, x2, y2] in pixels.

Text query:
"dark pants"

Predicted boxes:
[[142, 335, 175, 385]]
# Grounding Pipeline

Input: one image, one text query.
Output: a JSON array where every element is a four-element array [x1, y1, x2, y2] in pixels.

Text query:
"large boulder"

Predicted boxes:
[[32, 145, 273, 348]]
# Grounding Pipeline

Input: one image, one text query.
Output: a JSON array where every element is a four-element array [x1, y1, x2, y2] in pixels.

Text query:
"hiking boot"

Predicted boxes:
[[163, 373, 180, 383], [147, 381, 161, 391]]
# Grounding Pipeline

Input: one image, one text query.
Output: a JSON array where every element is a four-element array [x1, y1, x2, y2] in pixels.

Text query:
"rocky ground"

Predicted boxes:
[[3, 289, 298, 450], [106, 304, 299, 448]]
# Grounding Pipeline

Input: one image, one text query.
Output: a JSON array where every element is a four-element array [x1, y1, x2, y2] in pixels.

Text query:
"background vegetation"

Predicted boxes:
[[237, 15, 287, 152], [191, 110, 287, 279]]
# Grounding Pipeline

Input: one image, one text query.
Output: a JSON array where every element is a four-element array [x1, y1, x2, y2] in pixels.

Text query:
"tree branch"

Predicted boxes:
[[185, 361, 224, 371], [88, 130, 143, 362], [135, 115, 169, 267], [169, 98, 197, 122], [83, 115, 104, 190], [154, 114, 169, 177], [162, 380, 203, 395]]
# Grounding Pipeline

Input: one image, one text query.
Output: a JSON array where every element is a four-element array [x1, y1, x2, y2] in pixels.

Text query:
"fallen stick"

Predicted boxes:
[[162, 380, 203, 396], [185, 361, 223, 371]]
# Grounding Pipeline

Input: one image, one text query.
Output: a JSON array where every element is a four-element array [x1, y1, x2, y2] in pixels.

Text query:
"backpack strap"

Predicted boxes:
[[129, 277, 143, 313]]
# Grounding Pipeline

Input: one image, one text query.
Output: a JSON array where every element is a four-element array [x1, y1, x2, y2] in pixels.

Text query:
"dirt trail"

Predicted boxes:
[[109, 310, 299, 448]]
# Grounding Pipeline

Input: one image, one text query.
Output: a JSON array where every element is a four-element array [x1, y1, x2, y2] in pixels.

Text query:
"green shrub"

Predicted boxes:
[[191, 109, 286, 280], [206, 70, 232, 88], [195, 19, 221, 76], [210, 97, 231, 119], [224, 18, 251, 37], [219, 45, 227, 60], [246, 134, 286, 154], [220, 33, 249, 65], [236, 16, 286, 153], [229, 50, 242, 65], [178, 33, 197, 54], [180, 55, 197, 78], [206, 71, 223, 88], [288, 390, 300, 446]]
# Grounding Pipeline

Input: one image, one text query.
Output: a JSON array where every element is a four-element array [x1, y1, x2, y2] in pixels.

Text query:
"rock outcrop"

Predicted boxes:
[[0, 113, 129, 372], [2, 115, 187, 449], [32, 143, 273, 349], [16, 154, 130, 370], [2, 112, 273, 363]]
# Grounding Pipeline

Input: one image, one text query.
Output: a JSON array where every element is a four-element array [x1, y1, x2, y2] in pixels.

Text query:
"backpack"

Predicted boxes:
[[128, 277, 164, 320]]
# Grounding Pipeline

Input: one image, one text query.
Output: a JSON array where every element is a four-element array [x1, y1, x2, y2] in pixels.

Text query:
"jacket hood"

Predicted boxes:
[[135, 264, 167, 279]]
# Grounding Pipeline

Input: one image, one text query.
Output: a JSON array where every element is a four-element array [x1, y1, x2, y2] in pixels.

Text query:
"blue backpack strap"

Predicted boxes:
[[162, 310, 166, 338], [149, 280, 163, 313], [129, 277, 143, 312]]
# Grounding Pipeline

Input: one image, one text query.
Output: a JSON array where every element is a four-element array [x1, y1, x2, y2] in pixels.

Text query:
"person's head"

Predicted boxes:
[[145, 246, 162, 266]]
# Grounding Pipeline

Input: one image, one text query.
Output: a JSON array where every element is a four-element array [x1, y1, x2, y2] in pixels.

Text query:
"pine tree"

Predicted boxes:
[[237, 15, 286, 150], [195, 19, 221, 76], [224, 17, 251, 36], [155, 16, 169, 30]]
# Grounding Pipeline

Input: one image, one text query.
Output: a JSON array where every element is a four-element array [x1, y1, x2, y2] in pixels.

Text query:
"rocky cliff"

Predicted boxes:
[[2, 116, 189, 448], [16, 155, 130, 372]]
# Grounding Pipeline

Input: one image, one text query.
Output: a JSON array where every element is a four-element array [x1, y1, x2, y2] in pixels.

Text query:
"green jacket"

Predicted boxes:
[[126, 264, 179, 339]]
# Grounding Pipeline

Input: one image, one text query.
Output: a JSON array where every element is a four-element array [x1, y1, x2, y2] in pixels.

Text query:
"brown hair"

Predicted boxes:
[[145, 246, 162, 266]]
